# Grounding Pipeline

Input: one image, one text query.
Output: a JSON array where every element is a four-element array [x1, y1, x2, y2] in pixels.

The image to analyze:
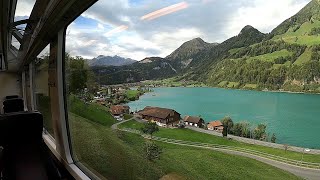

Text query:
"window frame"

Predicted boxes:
[[61, 22, 106, 180]]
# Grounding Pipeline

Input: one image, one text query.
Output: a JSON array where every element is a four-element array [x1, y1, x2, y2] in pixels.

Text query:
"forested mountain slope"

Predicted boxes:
[[92, 0, 320, 92], [184, 0, 320, 92]]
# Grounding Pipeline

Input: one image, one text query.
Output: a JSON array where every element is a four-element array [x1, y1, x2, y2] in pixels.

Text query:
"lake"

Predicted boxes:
[[127, 87, 320, 149]]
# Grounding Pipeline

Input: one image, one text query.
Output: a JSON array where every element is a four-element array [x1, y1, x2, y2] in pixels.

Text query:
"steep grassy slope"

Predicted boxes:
[[65, 97, 302, 179], [69, 110, 301, 179], [119, 120, 320, 163]]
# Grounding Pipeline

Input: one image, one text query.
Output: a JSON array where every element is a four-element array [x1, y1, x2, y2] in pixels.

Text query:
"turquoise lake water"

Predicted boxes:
[[127, 87, 320, 149]]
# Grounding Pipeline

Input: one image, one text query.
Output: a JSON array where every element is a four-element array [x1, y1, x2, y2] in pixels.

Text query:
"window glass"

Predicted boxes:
[[14, 0, 36, 21], [11, 35, 20, 50], [65, 0, 320, 179], [34, 45, 54, 136]]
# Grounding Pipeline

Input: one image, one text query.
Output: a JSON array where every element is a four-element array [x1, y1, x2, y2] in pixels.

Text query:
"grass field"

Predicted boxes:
[[294, 47, 312, 65], [126, 90, 140, 99], [218, 81, 228, 87], [246, 50, 292, 63], [243, 84, 258, 89], [69, 113, 301, 180], [272, 20, 320, 46], [64, 97, 303, 179], [68, 113, 163, 179], [281, 36, 320, 46], [68, 95, 116, 126], [119, 120, 320, 163], [124, 114, 133, 120], [227, 82, 240, 88]]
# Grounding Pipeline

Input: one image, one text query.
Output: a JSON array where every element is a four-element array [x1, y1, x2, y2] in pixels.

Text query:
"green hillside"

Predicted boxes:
[[185, 0, 320, 92], [68, 98, 301, 179]]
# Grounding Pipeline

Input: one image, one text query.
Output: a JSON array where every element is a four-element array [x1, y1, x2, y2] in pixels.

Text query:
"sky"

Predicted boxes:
[[15, 0, 311, 60]]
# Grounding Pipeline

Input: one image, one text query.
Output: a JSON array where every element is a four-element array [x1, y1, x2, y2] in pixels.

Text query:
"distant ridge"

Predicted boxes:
[[89, 55, 136, 66]]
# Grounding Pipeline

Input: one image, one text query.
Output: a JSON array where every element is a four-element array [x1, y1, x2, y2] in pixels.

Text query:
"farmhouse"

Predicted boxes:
[[207, 120, 224, 132], [138, 106, 181, 127], [110, 105, 130, 116], [183, 116, 204, 128]]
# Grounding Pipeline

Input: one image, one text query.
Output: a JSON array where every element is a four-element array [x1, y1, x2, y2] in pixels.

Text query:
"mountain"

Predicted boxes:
[[271, 0, 320, 36], [89, 55, 136, 66], [190, 0, 320, 92], [165, 38, 218, 70], [91, 57, 177, 85], [91, 0, 320, 92], [184, 25, 266, 76], [166, 38, 212, 61]]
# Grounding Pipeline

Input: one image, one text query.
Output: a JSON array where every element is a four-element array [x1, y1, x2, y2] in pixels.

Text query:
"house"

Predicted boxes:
[[183, 116, 204, 128], [138, 106, 181, 127], [110, 105, 130, 116], [207, 120, 224, 132]]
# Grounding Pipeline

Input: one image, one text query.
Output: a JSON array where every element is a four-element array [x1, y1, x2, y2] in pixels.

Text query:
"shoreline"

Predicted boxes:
[[145, 85, 320, 95], [126, 86, 320, 149], [186, 126, 320, 154]]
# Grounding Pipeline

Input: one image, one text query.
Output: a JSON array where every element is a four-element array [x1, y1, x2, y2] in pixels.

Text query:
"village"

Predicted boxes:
[[82, 83, 151, 108], [81, 83, 274, 141], [110, 105, 225, 133]]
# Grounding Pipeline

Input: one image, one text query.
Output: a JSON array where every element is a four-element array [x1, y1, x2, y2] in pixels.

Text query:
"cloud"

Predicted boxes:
[[15, 0, 36, 17], [225, 0, 310, 36], [65, 0, 311, 60]]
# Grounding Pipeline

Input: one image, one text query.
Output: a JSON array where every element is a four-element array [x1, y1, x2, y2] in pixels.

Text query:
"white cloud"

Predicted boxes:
[[225, 0, 310, 37], [97, 23, 104, 30], [65, 0, 311, 60], [15, 0, 36, 17]]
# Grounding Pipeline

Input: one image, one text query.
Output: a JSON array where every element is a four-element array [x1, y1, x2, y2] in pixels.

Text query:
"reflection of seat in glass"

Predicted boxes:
[[0, 112, 60, 179], [2, 96, 24, 113]]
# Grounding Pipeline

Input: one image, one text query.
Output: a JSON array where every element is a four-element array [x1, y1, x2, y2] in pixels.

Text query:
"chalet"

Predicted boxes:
[[207, 120, 224, 132], [138, 106, 181, 127], [183, 116, 204, 128], [110, 105, 130, 116]]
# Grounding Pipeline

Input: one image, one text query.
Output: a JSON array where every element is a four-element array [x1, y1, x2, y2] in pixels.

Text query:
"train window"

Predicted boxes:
[[62, 0, 320, 179], [34, 45, 54, 136], [64, 1, 163, 178], [14, 0, 37, 21]]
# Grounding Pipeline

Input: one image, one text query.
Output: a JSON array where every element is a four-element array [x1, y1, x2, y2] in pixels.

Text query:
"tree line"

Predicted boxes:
[[221, 117, 276, 143]]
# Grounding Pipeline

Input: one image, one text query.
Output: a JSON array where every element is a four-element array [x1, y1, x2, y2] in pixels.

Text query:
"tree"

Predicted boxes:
[[222, 125, 228, 137], [232, 123, 242, 136], [66, 55, 89, 93], [141, 122, 159, 138], [221, 116, 234, 134], [271, 133, 276, 143], [240, 121, 250, 138], [253, 123, 267, 140], [143, 141, 162, 161]]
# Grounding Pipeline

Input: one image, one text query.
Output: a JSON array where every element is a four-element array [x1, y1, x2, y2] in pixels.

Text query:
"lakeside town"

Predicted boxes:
[[86, 84, 276, 143]]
